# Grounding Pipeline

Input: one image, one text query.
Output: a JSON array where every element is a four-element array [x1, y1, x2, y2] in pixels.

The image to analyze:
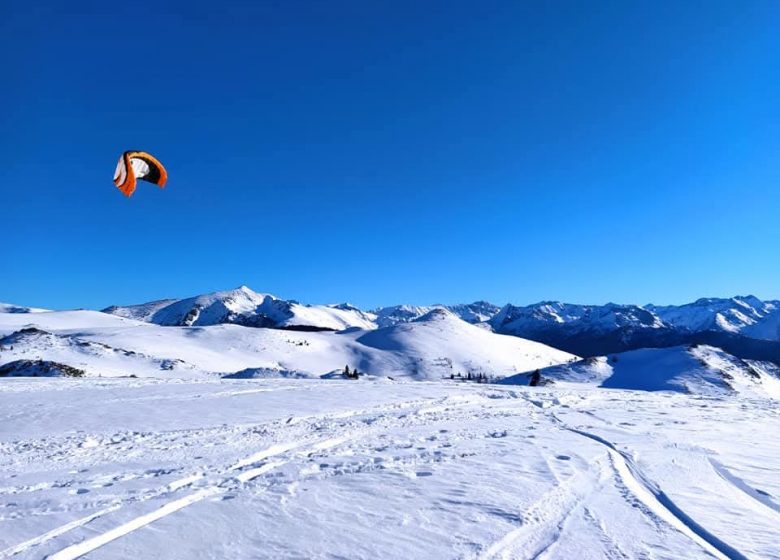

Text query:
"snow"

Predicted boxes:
[[745, 307, 780, 341], [490, 301, 665, 336], [101, 289, 780, 345], [374, 302, 501, 327], [501, 345, 780, 398], [0, 379, 777, 559], [103, 287, 378, 330], [0, 303, 48, 314], [649, 296, 779, 335], [0, 307, 575, 380], [2, 298, 779, 558]]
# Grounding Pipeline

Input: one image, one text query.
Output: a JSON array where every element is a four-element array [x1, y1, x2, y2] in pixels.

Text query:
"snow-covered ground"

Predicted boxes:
[[1, 378, 778, 559]]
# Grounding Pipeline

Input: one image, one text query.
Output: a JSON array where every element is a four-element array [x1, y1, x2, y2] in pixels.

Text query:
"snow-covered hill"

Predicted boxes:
[[355, 308, 574, 379], [0, 302, 48, 314], [501, 344, 780, 397], [0, 327, 196, 377], [0, 306, 574, 380]]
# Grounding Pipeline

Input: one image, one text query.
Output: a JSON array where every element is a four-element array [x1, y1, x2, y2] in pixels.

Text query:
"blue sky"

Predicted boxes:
[[3, 1, 780, 310]]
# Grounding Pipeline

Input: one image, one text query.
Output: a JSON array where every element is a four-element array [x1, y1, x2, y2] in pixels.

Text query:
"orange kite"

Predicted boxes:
[[113, 150, 168, 197]]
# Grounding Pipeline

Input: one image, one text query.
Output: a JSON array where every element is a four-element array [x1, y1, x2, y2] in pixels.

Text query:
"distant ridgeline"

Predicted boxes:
[[101, 289, 780, 366]]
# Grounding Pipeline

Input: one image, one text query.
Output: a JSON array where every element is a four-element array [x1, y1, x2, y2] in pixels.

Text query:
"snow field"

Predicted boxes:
[[1, 379, 778, 559]]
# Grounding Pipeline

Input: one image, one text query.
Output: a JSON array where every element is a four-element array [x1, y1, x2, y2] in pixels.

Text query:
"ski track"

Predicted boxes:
[[564, 427, 747, 560], [4, 394, 489, 560], [479, 467, 603, 560], [2, 388, 771, 560], [508, 394, 753, 560], [45, 435, 350, 560], [0, 506, 121, 559]]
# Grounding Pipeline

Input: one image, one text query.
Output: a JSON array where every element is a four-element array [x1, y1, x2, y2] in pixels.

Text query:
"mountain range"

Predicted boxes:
[[3, 287, 780, 395], [101, 287, 780, 364]]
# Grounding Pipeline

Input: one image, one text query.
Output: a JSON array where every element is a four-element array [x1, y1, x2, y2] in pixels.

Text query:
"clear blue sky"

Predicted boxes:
[[3, 1, 779, 310]]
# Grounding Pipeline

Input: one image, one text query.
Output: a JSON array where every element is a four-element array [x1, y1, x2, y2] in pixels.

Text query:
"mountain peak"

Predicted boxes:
[[413, 308, 458, 323]]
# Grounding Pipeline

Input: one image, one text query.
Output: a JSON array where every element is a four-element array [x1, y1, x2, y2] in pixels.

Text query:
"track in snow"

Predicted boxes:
[[6, 395, 490, 560], [564, 427, 747, 560], [479, 466, 606, 560]]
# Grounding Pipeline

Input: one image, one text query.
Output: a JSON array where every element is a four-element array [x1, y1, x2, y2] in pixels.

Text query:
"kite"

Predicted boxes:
[[113, 150, 167, 197]]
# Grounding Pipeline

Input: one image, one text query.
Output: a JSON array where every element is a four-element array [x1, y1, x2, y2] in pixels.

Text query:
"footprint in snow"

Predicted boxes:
[[487, 430, 507, 438]]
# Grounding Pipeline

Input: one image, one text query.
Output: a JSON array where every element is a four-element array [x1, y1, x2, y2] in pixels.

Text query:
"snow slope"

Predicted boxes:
[[744, 307, 780, 341], [355, 309, 575, 379], [0, 379, 777, 559], [501, 345, 780, 397], [0, 307, 575, 380], [0, 328, 197, 378]]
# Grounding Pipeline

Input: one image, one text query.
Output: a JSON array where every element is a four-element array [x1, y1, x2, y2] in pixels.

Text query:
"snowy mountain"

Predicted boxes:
[[373, 304, 434, 327], [101, 288, 780, 348], [103, 286, 377, 331], [647, 296, 778, 334], [490, 297, 780, 341], [490, 301, 664, 335], [373, 301, 500, 327], [501, 344, 780, 398], [0, 306, 574, 380], [104, 288, 501, 332], [489, 297, 780, 360]]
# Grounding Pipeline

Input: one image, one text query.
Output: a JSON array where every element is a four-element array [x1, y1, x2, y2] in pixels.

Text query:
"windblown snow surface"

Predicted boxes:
[[1, 380, 778, 560], [1, 308, 779, 559]]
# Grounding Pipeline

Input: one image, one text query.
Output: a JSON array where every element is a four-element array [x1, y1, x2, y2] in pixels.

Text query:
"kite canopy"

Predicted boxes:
[[113, 151, 167, 197]]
